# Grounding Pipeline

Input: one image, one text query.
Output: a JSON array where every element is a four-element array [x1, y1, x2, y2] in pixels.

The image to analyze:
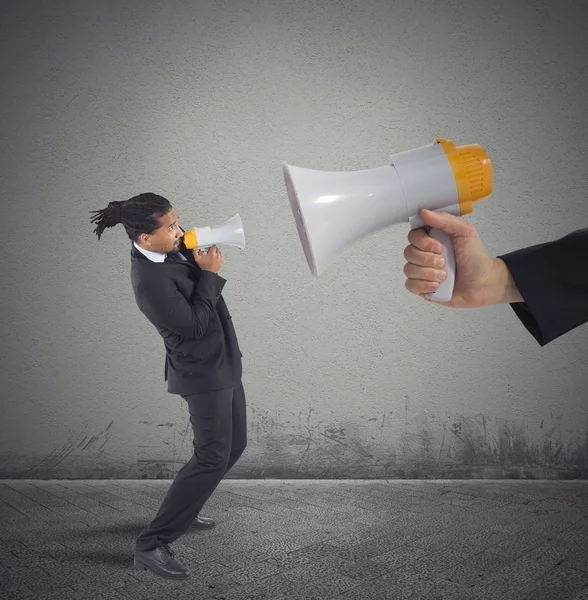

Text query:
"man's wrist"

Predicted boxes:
[[487, 258, 523, 305]]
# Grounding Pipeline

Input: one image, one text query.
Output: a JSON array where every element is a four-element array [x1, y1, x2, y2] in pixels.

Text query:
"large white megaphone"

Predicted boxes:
[[182, 213, 245, 250], [283, 137, 492, 302]]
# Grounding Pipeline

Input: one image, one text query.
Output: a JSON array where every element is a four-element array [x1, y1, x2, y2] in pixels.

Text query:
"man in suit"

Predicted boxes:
[[403, 208, 588, 346], [91, 192, 246, 579]]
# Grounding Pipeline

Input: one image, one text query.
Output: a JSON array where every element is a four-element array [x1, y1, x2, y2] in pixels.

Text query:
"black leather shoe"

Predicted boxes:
[[189, 515, 216, 530], [134, 544, 190, 579]]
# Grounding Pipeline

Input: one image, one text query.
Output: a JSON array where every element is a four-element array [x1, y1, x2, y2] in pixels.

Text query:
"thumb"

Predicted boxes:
[[420, 209, 474, 237]]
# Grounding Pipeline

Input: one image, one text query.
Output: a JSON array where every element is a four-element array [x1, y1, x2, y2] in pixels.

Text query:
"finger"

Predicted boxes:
[[403, 245, 446, 269], [419, 209, 475, 237], [407, 228, 443, 253], [403, 262, 447, 282], [405, 278, 440, 295]]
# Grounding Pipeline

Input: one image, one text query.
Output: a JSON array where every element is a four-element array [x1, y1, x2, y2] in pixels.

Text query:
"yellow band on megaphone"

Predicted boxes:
[[436, 137, 492, 216], [183, 228, 198, 250]]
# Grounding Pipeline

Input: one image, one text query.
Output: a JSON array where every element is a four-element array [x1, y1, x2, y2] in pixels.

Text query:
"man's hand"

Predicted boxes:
[[193, 245, 224, 273], [403, 209, 523, 308]]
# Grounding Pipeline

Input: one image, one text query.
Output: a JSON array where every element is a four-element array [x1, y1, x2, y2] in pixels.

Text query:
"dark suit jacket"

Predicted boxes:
[[130, 242, 242, 395], [499, 228, 587, 346]]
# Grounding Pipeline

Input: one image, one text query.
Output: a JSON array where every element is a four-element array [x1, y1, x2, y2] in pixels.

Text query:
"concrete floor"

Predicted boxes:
[[0, 479, 587, 600]]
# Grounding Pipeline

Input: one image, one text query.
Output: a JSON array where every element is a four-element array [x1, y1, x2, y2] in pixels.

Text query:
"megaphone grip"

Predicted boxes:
[[425, 227, 456, 302]]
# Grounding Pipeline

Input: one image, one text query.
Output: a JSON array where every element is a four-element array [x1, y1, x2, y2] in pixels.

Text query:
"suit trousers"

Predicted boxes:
[[135, 380, 247, 551]]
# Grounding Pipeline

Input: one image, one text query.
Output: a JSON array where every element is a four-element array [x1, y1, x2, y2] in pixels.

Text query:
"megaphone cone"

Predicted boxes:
[[183, 213, 245, 250], [283, 137, 492, 302], [284, 163, 407, 278]]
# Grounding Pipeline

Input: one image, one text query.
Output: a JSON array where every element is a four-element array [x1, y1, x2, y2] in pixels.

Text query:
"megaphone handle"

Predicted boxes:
[[425, 227, 455, 302]]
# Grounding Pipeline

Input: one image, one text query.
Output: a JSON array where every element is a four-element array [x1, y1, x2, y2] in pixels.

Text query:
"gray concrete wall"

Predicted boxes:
[[1, 0, 587, 480]]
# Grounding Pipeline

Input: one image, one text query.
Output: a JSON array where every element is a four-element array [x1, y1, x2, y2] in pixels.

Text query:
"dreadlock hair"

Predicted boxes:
[[90, 193, 173, 241]]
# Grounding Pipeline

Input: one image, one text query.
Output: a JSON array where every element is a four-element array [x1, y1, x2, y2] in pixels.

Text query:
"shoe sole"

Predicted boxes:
[[134, 557, 190, 579]]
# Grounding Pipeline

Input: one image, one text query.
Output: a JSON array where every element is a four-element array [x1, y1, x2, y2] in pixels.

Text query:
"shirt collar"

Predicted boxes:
[[133, 241, 168, 263]]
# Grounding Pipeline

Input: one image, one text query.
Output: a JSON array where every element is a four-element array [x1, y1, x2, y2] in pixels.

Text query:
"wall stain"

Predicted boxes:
[[6, 410, 588, 480], [180, 419, 191, 447], [15, 420, 117, 478], [245, 411, 588, 480], [437, 415, 588, 478], [323, 427, 346, 441], [318, 430, 372, 458], [97, 434, 112, 452]]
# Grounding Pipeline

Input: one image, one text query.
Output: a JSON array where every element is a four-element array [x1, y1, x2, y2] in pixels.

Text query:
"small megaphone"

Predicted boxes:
[[283, 137, 492, 302], [182, 213, 245, 251]]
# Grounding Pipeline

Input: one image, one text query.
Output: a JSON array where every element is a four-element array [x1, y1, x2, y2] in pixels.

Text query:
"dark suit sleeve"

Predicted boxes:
[[497, 228, 588, 346], [137, 270, 226, 339]]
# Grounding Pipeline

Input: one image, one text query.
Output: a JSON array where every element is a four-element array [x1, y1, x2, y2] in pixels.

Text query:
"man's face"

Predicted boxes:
[[139, 208, 183, 254]]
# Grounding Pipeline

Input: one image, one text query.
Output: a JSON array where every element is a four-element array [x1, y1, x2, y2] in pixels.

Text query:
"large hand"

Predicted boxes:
[[193, 245, 225, 273], [403, 209, 522, 308]]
